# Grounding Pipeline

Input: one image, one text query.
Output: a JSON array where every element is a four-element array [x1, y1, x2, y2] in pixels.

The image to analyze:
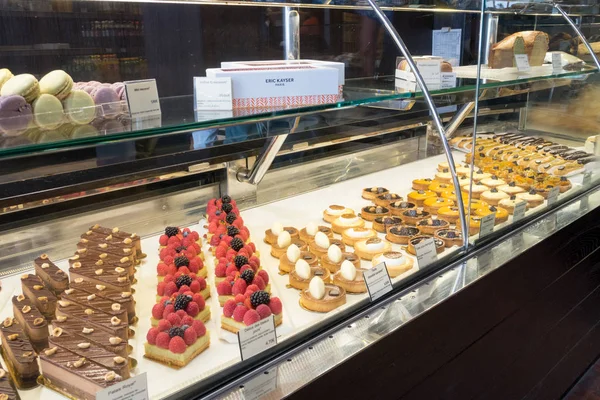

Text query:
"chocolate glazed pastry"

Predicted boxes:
[[12, 295, 48, 352], [89, 225, 145, 259], [34, 254, 68, 296], [0, 368, 19, 400], [0, 318, 39, 389], [20, 274, 57, 320]]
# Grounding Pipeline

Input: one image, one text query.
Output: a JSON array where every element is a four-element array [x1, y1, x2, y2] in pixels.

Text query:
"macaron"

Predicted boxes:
[[39, 70, 74, 100], [0, 69, 14, 92], [62, 90, 96, 125], [111, 82, 126, 101], [0, 74, 40, 103], [32, 94, 64, 130], [0, 95, 33, 135], [91, 87, 122, 116]]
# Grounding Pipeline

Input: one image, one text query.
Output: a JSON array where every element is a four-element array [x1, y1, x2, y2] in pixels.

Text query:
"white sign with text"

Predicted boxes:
[[238, 316, 277, 361], [96, 373, 148, 400], [124, 79, 161, 119], [364, 262, 393, 302], [194, 77, 233, 111]]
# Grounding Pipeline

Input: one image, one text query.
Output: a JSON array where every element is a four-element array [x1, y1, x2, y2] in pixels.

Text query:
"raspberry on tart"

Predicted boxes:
[[157, 271, 209, 301], [150, 293, 210, 326], [144, 319, 209, 367], [221, 291, 283, 333], [216, 269, 271, 306]]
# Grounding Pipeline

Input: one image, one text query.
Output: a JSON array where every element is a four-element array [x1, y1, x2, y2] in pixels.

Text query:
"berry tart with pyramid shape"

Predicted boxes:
[[214, 246, 261, 285], [145, 315, 209, 368], [157, 271, 209, 301], [159, 241, 202, 264], [151, 293, 209, 326], [158, 226, 202, 250], [216, 268, 270, 306], [221, 290, 282, 333], [157, 253, 206, 281]]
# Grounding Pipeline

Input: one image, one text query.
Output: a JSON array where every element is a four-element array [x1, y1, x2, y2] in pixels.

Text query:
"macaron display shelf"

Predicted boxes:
[[0, 151, 589, 400]]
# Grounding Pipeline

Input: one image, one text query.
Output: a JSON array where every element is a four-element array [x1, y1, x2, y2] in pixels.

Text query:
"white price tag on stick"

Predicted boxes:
[[479, 213, 496, 238], [547, 187, 560, 206], [96, 372, 149, 400], [124, 79, 161, 119], [364, 262, 393, 302], [194, 77, 233, 111], [552, 53, 562, 73], [512, 200, 528, 223], [414, 237, 438, 267], [238, 316, 277, 361], [514, 54, 531, 72]]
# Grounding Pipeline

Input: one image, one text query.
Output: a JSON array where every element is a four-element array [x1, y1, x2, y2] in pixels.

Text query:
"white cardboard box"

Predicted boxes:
[[206, 65, 340, 109]]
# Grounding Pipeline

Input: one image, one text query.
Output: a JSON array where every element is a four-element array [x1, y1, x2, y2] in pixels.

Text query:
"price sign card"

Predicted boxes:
[[552, 53, 562, 73], [97, 373, 148, 400], [514, 54, 531, 72], [512, 200, 528, 223], [547, 187, 560, 206], [238, 316, 277, 361], [414, 237, 438, 268], [124, 79, 161, 119], [364, 262, 393, 302], [479, 213, 496, 238], [244, 367, 278, 400], [194, 77, 233, 110]]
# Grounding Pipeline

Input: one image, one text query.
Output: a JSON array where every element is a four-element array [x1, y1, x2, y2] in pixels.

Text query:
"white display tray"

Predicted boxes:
[[0, 151, 586, 400]]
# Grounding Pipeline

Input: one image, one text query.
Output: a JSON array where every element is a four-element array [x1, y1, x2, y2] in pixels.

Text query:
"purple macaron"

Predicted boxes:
[[91, 87, 122, 116], [0, 95, 33, 135], [111, 82, 126, 101]]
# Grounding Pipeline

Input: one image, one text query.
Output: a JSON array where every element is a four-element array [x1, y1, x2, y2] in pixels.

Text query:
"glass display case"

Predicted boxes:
[[0, 0, 599, 399]]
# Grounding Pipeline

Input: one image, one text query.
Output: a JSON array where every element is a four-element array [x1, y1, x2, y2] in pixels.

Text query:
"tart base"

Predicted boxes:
[[332, 275, 367, 294], [144, 334, 210, 368], [299, 291, 346, 313], [221, 313, 283, 334], [354, 243, 392, 260]]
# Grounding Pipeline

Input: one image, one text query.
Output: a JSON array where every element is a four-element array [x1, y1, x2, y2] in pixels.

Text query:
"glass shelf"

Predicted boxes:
[[0, 65, 596, 160]]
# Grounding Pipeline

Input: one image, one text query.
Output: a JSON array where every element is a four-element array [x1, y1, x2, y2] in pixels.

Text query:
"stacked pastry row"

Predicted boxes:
[[206, 196, 284, 334], [145, 226, 210, 368], [0, 225, 142, 400], [0, 68, 126, 133], [451, 132, 596, 176]]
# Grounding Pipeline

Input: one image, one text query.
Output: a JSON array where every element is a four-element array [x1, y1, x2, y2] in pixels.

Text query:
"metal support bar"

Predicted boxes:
[[444, 102, 475, 139], [554, 4, 600, 70], [283, 7, 300, 60], [236, 117, 300, 185], [483, 15, 499, 66], [365, 0, 468, 246]]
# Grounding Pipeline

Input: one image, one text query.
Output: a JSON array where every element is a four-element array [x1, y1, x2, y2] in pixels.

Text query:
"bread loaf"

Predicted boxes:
[[577, 41, 600, 55], [488, 31, 549, 69]]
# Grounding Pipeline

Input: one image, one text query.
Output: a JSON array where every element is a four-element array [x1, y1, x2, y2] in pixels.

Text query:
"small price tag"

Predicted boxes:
[[364, 262, 393, 302], [237, 316, 277, 361], [512, 200, 528, 223], [440, 72, 457, 89], [194, 77, 233, 111], [124, 79, 161, 119], [244, 367, 278, 400], [479, 213, 496, 238], [96, 372, 148, 400], [583, 171, 592, 187], [514, 54, 531, 72], [547, 187, 560, 206], [552, 53, 562, 73], [414, 237, 438, 268]]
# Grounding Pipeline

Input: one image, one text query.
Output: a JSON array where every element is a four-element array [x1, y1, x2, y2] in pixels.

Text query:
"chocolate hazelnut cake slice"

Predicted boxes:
[[20, 274, 57, 320], [48, 329, 130, 378], [55, 301, 129, 341], [69, 279, 136, 323], [12, 295, 48, 352], [68, 261, 131, 293], [33, 254, 68, 296], [51, 317, 128, 358], [88, 224, 145, 259], [0, 368, 19, 400], [39, 345, 123, 400], [70, 248, 134, 278], [60, 288, 128, 323], [77, 236, 137, 266], [0, 318, 39, 389]]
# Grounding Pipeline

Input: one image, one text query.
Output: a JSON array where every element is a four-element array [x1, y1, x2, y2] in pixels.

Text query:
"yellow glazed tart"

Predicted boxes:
[[423, 197, 454, 215], [412, 178, 434, 191], [407, 190, 437, 206]]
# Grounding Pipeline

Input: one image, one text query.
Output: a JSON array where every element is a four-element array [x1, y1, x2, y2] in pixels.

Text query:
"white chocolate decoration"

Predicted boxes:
[[314, 231, 330, 249], [340, 260, 357, 281], [308, 277, 325, 300], [306, 222, 318, 236], [327, 245, 343, 263], [295, 259, 311, 280], [271, 222, 283, 236], [277, 231, 291, 248], [286, 244, 301, 263]]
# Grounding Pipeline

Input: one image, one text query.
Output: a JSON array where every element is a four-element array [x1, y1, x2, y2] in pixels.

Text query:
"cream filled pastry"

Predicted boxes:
[[341, 227, 377, 246], [480, 176, 506, 188], [332, 213, 365, 234], [270, 231, 307, 258], [264, 222, 299, 245], [333, 260, 367, 294], [299, 277, 346, 312], [372, 252, 414, 278], [289, 259, 331, 290], [323, 205, 353, 223], [299, 222, 334, 242], [278, 244, 318, 273], [354, 237, 391, 260], [480, 187, 510, 206], [310, 232, 345, 259], [321, 245, 360, 273]]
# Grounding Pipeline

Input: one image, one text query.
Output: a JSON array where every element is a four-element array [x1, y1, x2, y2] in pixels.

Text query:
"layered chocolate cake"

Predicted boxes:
[[0, 318, 39, 389], [55, 301, 129, 341], [60, 288, 128, 323], [69, 279, 136, 323], [33, 254, 68, 296], [20, 274, 57, 320], [70, 250, 134, 279], [77, 237, 137, 266], [68, 261, 131, 293], [0, 369, 19, 400], [51, 318, 128, 358], [39, 345, 123, 400], [11, 295, 48, 352], [88, 225, 145, 260], [48, 329, 130, 378]]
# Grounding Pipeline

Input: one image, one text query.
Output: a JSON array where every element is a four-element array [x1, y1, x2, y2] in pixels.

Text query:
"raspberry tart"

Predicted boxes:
[[157, 272, 209, 302], [150, 293, 209, 326], [145, 318, 209, 368], [214, 252, 261, 285], [221, 291, 283, 333], [157, 254, 206, 282], [158, 226, 202, 250], [216, 269, 270, 306]]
